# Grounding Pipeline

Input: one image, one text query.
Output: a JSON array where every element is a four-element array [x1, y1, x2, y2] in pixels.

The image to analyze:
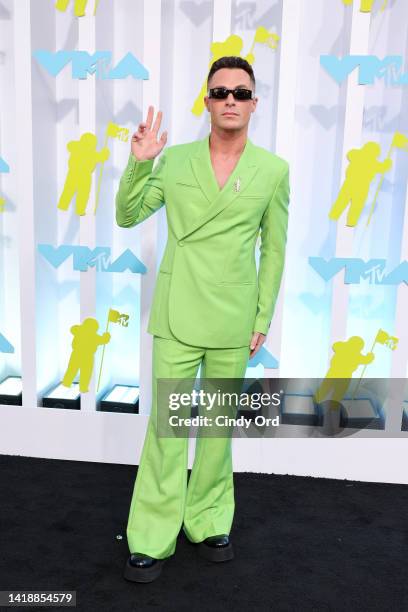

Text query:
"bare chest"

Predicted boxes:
[[210, 154, 240, 191]]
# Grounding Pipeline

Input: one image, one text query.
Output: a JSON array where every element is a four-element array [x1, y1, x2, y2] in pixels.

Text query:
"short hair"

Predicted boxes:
[[207, 56, 256, 92]]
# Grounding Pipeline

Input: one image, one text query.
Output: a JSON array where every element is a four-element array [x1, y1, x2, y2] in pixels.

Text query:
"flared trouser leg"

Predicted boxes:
[[182, 343, 249, 543], [126, 335, 249, 558]]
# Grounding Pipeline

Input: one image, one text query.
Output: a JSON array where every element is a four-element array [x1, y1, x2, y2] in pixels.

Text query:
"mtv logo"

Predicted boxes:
[[38, 244, 147, 273], [309, 257, 408, 286], [33, 50, 149, 80], [320, 55, 408, 86]]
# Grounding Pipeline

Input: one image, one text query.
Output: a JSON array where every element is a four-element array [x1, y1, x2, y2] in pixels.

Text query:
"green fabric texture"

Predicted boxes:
[[126, 335, 250, 558], [115, 133, 290, 346]]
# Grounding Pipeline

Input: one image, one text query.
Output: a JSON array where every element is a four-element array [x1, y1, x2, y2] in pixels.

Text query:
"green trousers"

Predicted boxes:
[[126, 335, 250, 559]]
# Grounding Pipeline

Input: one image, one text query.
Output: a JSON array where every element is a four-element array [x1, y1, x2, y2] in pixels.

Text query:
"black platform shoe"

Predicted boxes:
[[197, 534, 234, 562], [123, 552, 168, 583]]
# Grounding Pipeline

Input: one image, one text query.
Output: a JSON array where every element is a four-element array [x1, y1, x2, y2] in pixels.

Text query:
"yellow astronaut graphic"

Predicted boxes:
[[314, 336, 375, 404], [57, 132, 109, 216], [314, 329, 398, 404], [192, 28, 279, 117], [55, 0, 100, 17], [329, 142, 392, 227], [62, 317, 111, 394], [330, 132, 408, 228]]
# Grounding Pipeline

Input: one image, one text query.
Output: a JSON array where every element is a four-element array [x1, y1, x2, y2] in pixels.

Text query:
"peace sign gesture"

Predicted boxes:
[[131, 106, 168, 161]]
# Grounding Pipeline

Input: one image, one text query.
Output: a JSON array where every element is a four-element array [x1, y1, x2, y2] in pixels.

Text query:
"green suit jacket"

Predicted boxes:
[[115, 133, 290, 348]]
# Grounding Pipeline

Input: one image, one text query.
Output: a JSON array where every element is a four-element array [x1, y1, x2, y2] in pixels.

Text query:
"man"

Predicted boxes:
[[115, 56, 290, 583]]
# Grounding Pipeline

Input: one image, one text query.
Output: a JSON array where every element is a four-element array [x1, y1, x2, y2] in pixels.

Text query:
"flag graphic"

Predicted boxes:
[[391, 131, 408, 151], [253, 26, 280, 50], [108, 308, 129, 327], [375, 328, 399, 350], [106, 122, 129, 142]]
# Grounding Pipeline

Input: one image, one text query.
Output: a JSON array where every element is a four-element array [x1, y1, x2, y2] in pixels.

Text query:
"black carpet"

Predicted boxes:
[[0, 454, 407, 612]]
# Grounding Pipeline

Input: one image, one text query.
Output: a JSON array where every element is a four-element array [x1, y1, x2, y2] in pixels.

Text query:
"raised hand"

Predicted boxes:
[[131, 105, 168, 162]]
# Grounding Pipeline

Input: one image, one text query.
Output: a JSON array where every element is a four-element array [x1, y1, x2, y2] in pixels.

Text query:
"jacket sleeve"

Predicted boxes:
[[253, 164, 290, 335], [115, 149, 167, 228]]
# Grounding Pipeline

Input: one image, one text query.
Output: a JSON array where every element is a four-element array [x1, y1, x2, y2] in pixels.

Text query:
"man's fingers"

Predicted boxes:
[[132, 120, 147, 142], [250, 333, 259, 350], [151, 110, 162, 136], [145, 105, 154, 130], [249, 332, 265, 358], [249, 342, 261, 359]]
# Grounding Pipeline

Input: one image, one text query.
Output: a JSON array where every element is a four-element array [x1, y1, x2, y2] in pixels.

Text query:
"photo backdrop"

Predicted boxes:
[[0, 0, 407, 479]]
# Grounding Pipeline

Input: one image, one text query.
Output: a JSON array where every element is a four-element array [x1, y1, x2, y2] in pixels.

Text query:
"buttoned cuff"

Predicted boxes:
[[124, 152, 154, 183]]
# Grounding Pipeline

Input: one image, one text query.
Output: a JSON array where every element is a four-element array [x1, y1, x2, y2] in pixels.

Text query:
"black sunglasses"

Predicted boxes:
[[208, 87, 253, 100]]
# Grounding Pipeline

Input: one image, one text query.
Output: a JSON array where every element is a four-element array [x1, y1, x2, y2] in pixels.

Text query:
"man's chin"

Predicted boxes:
[[216, 121, 243, 132]]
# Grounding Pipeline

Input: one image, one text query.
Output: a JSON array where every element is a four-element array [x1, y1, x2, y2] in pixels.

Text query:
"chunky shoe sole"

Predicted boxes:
[[123, 557, 168, 583], [197, 541, 234, 562]]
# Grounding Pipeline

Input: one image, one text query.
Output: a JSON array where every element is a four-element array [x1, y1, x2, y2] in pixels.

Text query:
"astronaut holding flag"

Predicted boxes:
[[96, 308, 130, 392]]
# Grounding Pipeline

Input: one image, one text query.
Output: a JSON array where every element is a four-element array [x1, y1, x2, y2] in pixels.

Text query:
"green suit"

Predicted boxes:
[[115, 134, 290, 559], [115, 133, 290, 346]]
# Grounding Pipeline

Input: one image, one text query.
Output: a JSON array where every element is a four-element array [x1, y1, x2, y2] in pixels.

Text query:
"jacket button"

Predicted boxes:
[[179, 240, 185, 246]]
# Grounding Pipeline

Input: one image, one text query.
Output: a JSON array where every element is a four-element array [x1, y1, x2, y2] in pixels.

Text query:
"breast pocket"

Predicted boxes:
[[175, 180, 201, 189], [173, 180, 208, 212]]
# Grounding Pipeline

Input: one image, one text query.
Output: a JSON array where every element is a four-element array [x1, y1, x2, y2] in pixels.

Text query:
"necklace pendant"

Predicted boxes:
[[233, 177, 241, 192]]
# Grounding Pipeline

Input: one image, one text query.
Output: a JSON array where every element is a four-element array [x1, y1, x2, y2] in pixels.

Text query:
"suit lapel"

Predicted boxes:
[[190, 134, 219, 205], [180, 133, 259, 240]]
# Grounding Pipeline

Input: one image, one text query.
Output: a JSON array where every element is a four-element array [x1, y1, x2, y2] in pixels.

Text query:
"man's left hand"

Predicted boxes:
[[249, 331, 266, 359]]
